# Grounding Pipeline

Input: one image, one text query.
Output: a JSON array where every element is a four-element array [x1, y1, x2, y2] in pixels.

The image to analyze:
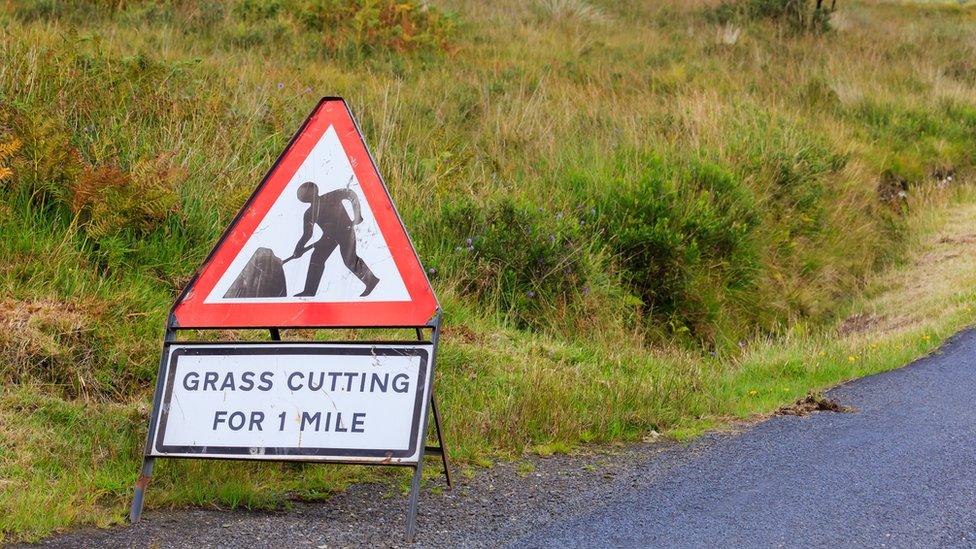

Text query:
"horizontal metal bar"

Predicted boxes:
[[169, 324, 438, 331], [424, 445, 443, 456], [163, 339, 433, 346], [144, 455, 419, 466]]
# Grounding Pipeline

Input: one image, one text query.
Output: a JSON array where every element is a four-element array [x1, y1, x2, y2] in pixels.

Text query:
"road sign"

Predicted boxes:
[[131, 98, 451, 543], [171, 97, 438, 329], [150, 342, 433, 463]]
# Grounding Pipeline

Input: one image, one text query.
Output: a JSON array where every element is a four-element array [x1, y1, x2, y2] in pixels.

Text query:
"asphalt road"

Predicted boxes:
[[514, 329, 976, 548], [35, 329, 976, 548]]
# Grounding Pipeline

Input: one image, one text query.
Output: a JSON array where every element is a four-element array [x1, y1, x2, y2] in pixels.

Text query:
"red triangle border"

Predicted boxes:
[[171, 98, 439, 328]]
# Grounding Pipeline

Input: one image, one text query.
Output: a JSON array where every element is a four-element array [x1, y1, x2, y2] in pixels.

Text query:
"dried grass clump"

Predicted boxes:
[[0, 299, 105, 399]]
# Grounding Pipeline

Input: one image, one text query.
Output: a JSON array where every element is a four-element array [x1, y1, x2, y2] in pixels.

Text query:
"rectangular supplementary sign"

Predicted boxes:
[[149, 342, 432, 464]]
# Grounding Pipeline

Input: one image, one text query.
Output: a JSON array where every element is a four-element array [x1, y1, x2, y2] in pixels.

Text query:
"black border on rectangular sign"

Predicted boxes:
[[151, 343, 430, 460]]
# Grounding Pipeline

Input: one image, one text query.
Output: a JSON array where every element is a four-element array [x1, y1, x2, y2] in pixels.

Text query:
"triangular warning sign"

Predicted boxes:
[[172, 98, 438, 328]]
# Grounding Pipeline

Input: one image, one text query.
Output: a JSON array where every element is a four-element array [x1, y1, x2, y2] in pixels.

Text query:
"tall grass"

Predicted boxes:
[[1, 0, 976, 540]]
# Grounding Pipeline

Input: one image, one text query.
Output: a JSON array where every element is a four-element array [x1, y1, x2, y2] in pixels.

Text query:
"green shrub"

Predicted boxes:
[[299, 0, 456, 55], [436, 197, 596, 328], [709, 0, 835, 32], [223, 18, 293, 48], [851, 99, 976, 184], [594, 156, 761, 342], [234, 0, 287, 20], [736, 112, 844, 238]]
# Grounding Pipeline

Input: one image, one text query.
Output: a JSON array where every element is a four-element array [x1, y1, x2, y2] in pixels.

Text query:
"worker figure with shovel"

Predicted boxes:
[[288, 181, 380, 297]]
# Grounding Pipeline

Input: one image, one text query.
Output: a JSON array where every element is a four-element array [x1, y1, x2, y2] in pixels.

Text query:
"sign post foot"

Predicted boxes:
[[129, 457, 154, 522], [405, 461, 425, 543]]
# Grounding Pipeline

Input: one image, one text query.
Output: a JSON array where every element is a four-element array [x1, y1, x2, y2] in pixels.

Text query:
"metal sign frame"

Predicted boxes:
[[131, 315, 451, 542], [130, 97, 450, 543], [150, 342, 433, 461]]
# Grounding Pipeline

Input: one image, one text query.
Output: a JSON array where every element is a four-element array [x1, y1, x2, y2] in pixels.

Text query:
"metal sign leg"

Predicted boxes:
[[129, 457, 154, 521], [406, 393, 452, 541], [130, 325, 176, 523], [415, 322, 452, 487], [430, 394, 452, 487], [405, 316, 443, 542], [405, 460, 425, 543]]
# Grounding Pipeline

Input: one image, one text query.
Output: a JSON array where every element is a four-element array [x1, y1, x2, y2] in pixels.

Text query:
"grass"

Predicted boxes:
[[1, 0, 976, 541]]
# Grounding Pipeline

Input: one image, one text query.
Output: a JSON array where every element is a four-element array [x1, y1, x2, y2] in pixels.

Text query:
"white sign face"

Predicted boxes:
[[205, 125, 411, 304], [150, 343, 432, 463]]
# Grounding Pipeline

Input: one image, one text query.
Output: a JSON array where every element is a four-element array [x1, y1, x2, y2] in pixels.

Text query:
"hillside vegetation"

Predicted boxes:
[[2, 0, 976, 540]]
